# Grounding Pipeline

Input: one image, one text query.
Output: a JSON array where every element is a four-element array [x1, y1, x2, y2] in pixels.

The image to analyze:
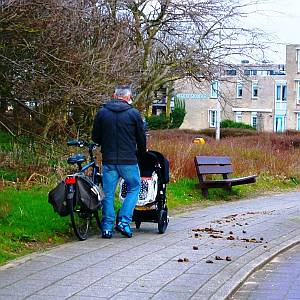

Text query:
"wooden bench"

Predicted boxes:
[[194, 155, 257, 197]]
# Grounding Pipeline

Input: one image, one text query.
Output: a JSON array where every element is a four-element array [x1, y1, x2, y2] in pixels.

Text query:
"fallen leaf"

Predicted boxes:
[[210, 234, 223, 239], [215, 256, 223, 260]]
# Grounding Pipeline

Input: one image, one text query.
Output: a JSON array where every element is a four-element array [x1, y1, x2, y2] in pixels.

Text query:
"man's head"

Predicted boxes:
[[114, 85, 132, 103]]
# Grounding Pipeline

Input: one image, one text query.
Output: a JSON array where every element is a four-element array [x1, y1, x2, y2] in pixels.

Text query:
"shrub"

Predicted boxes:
[[199, 128, 258, 138], [220, 119, 256, 130], [169, 98, 186, 128], [146, 115, 170, 130]]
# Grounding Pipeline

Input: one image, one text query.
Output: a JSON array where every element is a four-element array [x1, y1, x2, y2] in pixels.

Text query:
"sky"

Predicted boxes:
[[243, 0, 300, 63]]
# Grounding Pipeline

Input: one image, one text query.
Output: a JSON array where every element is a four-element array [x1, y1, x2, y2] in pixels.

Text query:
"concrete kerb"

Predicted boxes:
[[213, 238, 300, 300], [0, 239, 85, 271]]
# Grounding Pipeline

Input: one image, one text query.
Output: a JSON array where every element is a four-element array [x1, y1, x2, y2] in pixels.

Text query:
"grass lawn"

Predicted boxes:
[[0, 185, 72, 265]]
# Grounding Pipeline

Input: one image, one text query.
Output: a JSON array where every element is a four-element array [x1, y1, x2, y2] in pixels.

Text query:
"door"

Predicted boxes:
[[274, 115, 285, 132]]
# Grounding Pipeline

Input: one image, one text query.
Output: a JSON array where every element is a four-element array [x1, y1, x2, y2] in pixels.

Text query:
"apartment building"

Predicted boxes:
[[286, 45, 300, 130], [174, 44, 300, 132]]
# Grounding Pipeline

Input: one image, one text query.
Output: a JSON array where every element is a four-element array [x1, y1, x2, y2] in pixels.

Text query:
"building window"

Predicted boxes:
[[235, 112, 242, 123], [297, 81, 300, 103], [251, 112, 257, 129], [275, 81, 287, 101], [244, 69, 258, 76], [210, 81, 218, 98], [236, 81, 243, 98], [257, 70, 267, 76], [297, 49, 300, 73], [297, 113, 300, 131], [252, 81, 258, 99], [226, 69, 237, 76], [209, 110, 217, 127]]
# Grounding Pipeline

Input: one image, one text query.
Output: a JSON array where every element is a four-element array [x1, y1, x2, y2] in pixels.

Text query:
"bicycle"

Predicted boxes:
[[64, 140, 102, 241]]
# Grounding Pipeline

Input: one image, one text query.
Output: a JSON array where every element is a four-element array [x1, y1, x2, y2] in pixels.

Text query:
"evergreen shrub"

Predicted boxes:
[[146, 114, 169, 130], [220, 119, 256, 130], [169, 98, 186, 128]]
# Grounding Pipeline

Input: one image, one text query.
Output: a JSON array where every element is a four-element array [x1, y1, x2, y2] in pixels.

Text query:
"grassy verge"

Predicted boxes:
[[1, 175, 299, 266], [0, 185, 72, 265], [167, 175, 300, 213]]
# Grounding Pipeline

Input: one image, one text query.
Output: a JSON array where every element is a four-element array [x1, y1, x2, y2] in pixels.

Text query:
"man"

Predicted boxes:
[[92, 85, 146, 238]]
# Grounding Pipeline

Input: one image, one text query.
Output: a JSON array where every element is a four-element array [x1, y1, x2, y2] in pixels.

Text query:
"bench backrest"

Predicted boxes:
[[194, 156, 233, 175]]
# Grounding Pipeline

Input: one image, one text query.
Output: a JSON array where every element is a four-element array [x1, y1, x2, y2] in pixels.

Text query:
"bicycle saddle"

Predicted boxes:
[[67, 154, 86, 165]]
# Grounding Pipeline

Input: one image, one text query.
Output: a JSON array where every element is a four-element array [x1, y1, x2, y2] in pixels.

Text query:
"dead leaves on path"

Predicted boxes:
[[180, 210, 272, 264]]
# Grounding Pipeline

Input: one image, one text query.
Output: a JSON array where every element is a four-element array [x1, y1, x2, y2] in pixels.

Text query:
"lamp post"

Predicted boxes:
[[215, 29, 222, 141], [216, 81, 221, 141]]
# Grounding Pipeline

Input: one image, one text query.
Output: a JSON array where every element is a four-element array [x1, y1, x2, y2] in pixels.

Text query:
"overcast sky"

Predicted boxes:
[[244, 0, 300, 63]]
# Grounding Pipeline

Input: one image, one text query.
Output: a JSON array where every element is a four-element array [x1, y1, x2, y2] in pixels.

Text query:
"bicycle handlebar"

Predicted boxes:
[[67, 140, 98, 159], [67, 140, 97, 148]]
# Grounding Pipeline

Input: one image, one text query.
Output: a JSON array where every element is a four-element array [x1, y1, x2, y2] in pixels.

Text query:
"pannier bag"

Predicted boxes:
[[76, 174, 104, 211], [120, 172, 158, 206], [48, 175, 104, 216], [48, 181, 69, 216]]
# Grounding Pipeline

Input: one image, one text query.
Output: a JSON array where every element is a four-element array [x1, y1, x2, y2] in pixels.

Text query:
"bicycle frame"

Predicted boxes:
[[65, 140, 101, 240]]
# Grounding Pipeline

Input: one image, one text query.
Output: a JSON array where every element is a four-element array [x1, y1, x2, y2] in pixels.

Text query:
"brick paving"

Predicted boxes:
[[1, 191, 300, 300], [231, 244, 300, 300]]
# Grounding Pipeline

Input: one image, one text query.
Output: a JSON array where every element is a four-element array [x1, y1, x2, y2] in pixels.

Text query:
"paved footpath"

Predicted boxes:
[[231, 244, 300, 300], [1, 191, 300, 300]]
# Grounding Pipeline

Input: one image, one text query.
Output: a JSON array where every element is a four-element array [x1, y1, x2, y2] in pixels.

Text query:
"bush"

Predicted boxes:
[[169, 109, 185, 128], [199, 128, 258, 138], [146, 115, 170, 130], [220, 119, 256, 130], [169, 98, 186, 128], [0, 130, 13, 151]]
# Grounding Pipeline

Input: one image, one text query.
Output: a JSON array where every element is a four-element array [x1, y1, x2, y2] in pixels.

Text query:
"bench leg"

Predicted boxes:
[[201, 188, 208, 198], [224, 187, 232, 193]]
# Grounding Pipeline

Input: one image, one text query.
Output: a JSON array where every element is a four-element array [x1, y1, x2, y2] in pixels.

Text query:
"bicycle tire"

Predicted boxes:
[[68, 192, 91, 241]]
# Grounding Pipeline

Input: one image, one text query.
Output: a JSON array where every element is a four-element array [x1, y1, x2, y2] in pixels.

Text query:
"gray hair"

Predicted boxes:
[[114, 85, 132, 98]]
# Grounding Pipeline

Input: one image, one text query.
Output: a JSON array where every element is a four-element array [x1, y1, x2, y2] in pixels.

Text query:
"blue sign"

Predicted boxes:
[[176, 93, 209, 100]]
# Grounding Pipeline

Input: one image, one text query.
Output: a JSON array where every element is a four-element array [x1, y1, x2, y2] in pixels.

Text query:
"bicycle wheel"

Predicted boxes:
[[68, 192, 91, 241]]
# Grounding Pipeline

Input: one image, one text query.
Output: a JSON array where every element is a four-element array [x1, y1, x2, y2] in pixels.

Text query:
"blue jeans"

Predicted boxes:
[[101, 164, 141, 231]]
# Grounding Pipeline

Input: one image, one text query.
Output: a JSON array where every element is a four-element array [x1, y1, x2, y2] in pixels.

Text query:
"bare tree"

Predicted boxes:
[[0, 0, 138, 138], [118, 0, 267, 110], [0, 0, 267, 138]]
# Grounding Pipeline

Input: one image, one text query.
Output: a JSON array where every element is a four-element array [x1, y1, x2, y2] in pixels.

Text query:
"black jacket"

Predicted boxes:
[[92, 99, 146, 165]]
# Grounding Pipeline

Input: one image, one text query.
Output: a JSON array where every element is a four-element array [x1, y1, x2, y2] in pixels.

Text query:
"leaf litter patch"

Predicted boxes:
[[185, 210, 273, 264]]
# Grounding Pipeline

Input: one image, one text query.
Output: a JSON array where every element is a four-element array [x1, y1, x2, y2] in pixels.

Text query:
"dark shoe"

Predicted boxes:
[[116, 222, 132, 238], [101, 230, 112, 239]]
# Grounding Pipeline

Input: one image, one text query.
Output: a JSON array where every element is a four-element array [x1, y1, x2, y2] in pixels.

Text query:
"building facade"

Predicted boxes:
[[174, 44, 300, 132]]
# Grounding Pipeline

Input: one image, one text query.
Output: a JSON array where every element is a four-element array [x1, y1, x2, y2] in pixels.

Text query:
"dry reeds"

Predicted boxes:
[[147, 130, 300, 182]]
